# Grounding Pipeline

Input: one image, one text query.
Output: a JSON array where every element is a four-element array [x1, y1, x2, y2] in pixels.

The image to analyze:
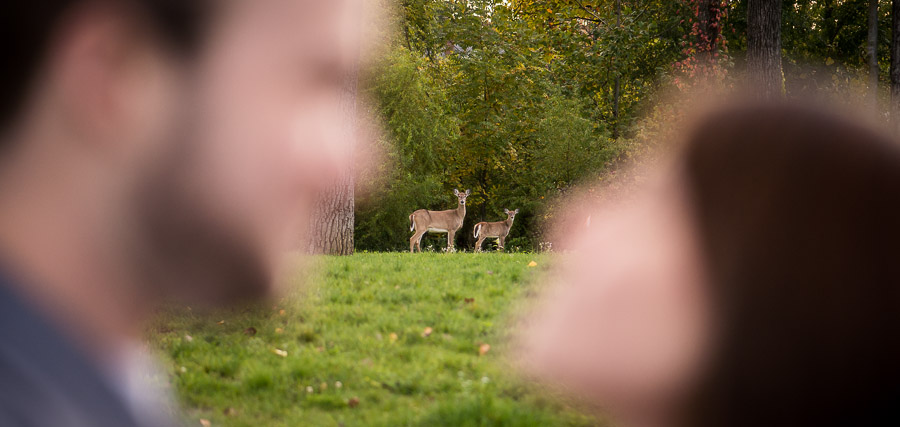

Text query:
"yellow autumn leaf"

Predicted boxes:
[[528, 261, 538, 267]]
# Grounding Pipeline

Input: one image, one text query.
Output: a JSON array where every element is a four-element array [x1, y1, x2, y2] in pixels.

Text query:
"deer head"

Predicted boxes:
[[453, 189, 471, 206], [504, 208, 520, 220]]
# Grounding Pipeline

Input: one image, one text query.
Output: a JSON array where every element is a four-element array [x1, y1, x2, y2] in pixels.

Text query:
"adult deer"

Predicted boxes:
[[409, 189, 470, 252], [474, 208, 518, 252]]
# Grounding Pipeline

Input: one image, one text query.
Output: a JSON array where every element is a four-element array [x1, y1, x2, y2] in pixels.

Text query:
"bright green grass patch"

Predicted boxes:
[[147, 252, 598, 426]]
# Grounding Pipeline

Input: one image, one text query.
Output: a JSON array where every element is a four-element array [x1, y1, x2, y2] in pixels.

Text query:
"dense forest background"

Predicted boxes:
[[354, 0, 897, 252]]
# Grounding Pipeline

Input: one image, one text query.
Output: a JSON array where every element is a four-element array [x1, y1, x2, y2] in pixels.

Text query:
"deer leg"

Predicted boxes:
[[410, 230, 423, 253], [416, 232, 425, 253], [475, 236, 485, 252], [498, 236, 505, 251], [447, 230, 456, 252]]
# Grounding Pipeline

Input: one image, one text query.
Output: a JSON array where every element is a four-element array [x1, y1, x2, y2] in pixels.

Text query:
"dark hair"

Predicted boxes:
[[0, 0, 210, 131], [681, 103, 900, 426]]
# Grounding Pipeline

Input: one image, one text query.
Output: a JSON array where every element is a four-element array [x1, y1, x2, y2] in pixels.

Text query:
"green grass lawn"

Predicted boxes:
[[147, 252, 599, 426]]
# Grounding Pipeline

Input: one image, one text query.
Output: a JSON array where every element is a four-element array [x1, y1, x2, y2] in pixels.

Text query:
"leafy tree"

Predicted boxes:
[[357, 0, 900, 251]]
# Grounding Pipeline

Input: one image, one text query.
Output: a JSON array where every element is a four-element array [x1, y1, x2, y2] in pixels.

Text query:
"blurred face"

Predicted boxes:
[[522, 174, 713, 425], [136, 0, 359, 302]]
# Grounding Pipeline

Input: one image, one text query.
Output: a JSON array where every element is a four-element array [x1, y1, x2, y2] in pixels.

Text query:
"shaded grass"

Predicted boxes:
[[147, 252, 598, 426]]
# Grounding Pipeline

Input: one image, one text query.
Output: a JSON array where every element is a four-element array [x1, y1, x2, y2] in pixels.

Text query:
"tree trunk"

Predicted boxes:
[[868, 0, 879, 107], [697, 0, 722, 67], [612, 77, 620, 138], [306, 67, 358, 255], [747, 0, 783, 99], [892, 0, 900, 127], [612, 0, 621, 139]]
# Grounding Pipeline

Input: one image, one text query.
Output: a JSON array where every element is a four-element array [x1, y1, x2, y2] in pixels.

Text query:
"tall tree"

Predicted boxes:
[[612, 0, 622, 139], [697, 0, 723, 66], [746, 0, 783, 99], [307, 68, 358, 255], [868, 0, 879, 106], [892, 0, 900, 125]]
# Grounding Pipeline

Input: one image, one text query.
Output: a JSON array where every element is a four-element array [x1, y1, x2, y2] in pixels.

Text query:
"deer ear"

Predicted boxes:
[[465, 189, 471, 196], [453, 189, 459, 196], [515, 209, 520, 214], [504, 208, 509, 214]]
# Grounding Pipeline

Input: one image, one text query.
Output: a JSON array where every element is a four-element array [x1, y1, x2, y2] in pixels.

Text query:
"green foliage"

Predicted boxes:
[[357, 0, 659, 251], [359, 0, 897, 251], [148, 253, 597, 426], [356, 49, 458, 251]]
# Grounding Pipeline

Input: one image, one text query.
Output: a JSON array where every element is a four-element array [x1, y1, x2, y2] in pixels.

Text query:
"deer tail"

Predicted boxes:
[[474, 223, 482, 239], [409, 214, 415, 232]]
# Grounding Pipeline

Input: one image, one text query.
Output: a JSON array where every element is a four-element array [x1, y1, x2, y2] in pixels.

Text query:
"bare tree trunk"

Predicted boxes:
[[892, 0, 900, 128], [747, 0, 783, 99], [307, 67, 358, 255], [868, 0, 880, 107]]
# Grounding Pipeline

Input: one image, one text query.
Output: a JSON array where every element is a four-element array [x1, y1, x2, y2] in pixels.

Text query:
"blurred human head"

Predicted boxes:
[[679, 104, 900, 426], [0, 0, 360, 304], [523, 103, 900, 426]]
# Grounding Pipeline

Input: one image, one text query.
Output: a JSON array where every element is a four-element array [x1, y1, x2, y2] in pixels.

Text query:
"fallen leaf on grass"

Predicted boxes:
[[279, 309, 286, 316], [389, 333, 398, 343], [199, 419, 211, 427], [422, 327, 433, 337], [272, 348, 288, 357], [479, 343, 491, 356], [243, 327, 257, 336], [216, 320, 225, 325], [464, 298, 475, 304], [348, 397, 360, 408], [320, 382, 328, 391], [184, 334, 193, 342], [527, 261, 538, 267], [275, 327, 284, 334]]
